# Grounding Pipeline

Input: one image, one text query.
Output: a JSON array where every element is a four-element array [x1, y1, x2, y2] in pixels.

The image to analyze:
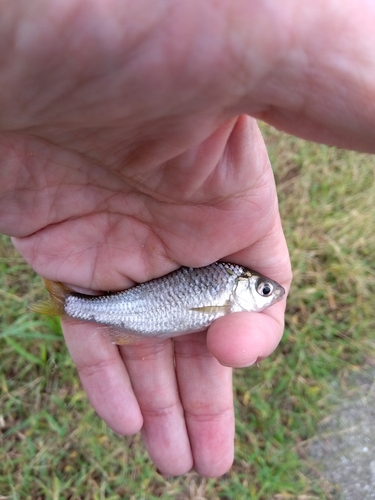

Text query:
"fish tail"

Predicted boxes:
[[31, 279, 70, 316]]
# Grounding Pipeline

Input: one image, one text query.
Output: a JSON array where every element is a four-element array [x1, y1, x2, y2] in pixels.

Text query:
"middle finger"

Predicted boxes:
[[119, 339, 193, 475]]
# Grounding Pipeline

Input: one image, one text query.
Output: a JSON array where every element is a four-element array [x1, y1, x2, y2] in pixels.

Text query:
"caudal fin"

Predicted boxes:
[[31, 279, 70, 316]]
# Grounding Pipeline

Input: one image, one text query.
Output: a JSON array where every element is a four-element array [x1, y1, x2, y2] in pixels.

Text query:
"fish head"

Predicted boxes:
[[232, 271, 285, 312]]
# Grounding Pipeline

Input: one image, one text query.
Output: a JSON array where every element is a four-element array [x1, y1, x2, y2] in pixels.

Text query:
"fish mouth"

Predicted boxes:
[[274, 286, 286, 300]]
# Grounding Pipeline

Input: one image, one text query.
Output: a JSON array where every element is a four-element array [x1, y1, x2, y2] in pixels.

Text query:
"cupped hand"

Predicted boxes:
[[4, 112, 290, 476], [1, 0, 373, 477], [0, 2, 294, 477]]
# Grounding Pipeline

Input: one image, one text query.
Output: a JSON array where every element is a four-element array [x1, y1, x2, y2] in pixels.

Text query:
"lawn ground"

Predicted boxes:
[[1, 125, 375, 499]]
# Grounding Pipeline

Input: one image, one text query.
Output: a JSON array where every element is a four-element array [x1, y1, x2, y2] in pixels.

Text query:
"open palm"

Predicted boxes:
[[0, 1, 291, 476]]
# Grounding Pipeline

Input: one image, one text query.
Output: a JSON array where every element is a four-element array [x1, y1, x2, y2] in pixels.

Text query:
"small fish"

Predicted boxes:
[[33, 262, 285, 344]]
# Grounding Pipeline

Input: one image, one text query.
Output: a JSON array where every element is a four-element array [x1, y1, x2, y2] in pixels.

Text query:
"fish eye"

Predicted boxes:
[[257, 281, 273, 296]]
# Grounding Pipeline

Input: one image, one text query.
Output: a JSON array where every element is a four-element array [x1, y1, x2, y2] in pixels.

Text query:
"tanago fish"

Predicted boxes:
[[33, 262, 285, 344]]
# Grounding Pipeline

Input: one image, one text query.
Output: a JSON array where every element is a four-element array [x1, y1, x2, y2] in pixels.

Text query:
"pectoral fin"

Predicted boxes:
[[190, 305, 231, 314]]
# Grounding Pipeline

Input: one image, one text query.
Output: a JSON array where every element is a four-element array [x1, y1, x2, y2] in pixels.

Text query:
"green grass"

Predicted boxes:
[[1, 126, 375, 499]]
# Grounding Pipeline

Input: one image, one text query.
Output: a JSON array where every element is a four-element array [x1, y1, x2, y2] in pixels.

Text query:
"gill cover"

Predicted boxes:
[[232, 273, 282, 312]]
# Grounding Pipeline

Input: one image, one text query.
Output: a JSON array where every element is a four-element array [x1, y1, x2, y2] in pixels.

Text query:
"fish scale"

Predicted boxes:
[[33, 262, 285, 343], [61, 262, 284, 340], [64, 263, 238, 336]]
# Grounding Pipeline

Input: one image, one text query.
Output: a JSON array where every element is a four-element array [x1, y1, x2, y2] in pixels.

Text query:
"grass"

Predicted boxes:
[[1, 125, 375, 499]]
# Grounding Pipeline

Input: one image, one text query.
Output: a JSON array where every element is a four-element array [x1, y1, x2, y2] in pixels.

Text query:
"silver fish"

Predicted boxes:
[[34, 262, 285, 343]]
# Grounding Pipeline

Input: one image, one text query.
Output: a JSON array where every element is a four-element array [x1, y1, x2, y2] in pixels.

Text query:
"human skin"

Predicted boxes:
[[0, 0, 374, 477]]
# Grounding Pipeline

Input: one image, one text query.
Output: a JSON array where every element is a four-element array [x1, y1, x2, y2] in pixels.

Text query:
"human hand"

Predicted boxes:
[[1, 0, 374, 154], [1, 0, 373, 477], [3, 112, 289, 476], [0, 2, 293, 477]]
